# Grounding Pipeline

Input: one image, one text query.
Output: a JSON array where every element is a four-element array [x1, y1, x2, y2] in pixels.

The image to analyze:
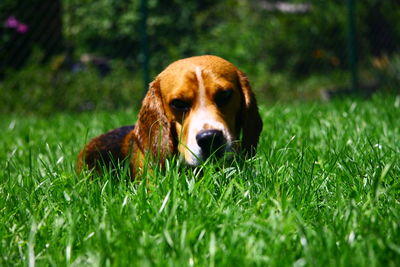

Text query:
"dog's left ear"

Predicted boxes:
[[133, 77, 176, 162], [237, 70, 263, 157]]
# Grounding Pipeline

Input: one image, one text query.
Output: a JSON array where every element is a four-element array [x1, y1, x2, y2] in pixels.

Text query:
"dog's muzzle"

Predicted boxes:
[[196, 129, 227, 159]]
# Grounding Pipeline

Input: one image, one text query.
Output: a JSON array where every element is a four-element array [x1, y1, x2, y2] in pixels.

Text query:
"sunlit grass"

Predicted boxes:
[[1, 95, 399, 266]]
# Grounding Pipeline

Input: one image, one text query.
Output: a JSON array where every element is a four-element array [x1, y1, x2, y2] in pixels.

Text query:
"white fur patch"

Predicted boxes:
[[195, 66, 206, 108], [183, 67, 233, 165]]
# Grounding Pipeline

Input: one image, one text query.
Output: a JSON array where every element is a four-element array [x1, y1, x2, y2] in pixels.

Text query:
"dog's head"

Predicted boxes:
[[134, 55, 262, 166]]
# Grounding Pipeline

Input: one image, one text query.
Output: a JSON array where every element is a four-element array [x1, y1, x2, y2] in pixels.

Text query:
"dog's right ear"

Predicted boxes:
[[133, 77, 175, 162]]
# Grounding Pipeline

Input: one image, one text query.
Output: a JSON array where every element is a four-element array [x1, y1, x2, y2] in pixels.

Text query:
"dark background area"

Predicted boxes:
[[0, 0, 399, 114]]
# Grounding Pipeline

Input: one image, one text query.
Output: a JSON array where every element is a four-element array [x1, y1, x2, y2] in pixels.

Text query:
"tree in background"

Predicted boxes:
[[0, 0, 399, 108], [2, 0, 399, 77]]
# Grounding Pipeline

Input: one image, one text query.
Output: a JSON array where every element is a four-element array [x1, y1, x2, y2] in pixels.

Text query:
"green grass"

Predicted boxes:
[[1, 95, 400, 266]]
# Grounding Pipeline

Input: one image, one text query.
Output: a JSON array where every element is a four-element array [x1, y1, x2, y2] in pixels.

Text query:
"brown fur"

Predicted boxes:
[[77, 55, 262, 178]]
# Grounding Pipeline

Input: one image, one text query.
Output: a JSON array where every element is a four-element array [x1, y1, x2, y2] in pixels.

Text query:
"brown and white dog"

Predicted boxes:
[[77, 55, 262, 177]]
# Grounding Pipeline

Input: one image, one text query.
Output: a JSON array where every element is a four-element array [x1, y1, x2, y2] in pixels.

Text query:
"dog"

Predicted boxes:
[[77, 55, 263, 177]]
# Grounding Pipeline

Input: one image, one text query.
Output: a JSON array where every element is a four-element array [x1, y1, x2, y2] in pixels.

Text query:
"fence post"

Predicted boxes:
[[347, 0, 359, 93], [140, 0, 150, 94]]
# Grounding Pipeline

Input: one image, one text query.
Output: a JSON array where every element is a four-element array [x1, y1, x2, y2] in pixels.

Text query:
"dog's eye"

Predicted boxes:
[[170, 99, 191, 112], [215, 90, 233, 107]]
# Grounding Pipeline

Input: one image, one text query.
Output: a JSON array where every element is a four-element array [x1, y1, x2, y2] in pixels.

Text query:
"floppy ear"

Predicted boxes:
[[133, 78, 176, 162], [237, 70, 263, 157]]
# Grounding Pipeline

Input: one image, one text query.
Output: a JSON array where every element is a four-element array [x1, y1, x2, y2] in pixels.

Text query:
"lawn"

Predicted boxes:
[[1, 95, 399, 266]]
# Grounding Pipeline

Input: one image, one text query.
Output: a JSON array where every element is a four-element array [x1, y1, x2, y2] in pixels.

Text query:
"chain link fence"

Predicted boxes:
[[1, 0, 399, 114]]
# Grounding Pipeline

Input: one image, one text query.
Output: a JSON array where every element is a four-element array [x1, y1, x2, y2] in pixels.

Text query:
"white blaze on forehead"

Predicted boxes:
[[195, 66, 206, 108], [182, 66, 233, 165]]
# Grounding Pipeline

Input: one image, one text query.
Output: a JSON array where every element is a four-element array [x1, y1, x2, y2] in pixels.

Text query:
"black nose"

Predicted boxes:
[[196, 130, 226, 158]]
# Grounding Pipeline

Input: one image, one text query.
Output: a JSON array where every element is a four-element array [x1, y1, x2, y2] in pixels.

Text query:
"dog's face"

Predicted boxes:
[[134, 55, 262, 166], [159, 57, 242, 165]]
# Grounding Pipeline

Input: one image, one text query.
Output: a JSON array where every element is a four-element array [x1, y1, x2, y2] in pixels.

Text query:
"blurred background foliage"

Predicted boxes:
[[0, 0, 399, 114]]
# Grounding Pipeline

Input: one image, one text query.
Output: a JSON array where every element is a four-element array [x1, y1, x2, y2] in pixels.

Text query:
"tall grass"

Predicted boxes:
[[1, 95, 399, 266]]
